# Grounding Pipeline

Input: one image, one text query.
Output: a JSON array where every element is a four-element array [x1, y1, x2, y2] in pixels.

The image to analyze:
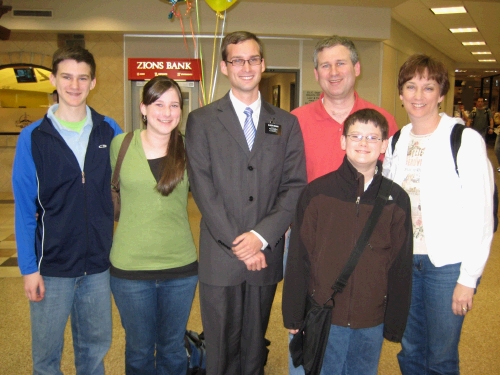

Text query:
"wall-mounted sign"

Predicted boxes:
[[128, 58, 202, 81], [303, 90, 321, 105]]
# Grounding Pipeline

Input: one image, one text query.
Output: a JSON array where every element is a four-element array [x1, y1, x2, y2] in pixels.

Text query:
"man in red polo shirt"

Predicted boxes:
[[292, 35, 398, 182]]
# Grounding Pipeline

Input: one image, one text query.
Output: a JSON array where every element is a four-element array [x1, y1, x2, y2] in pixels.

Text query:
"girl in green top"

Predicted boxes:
[[110, 76, 198, 374]]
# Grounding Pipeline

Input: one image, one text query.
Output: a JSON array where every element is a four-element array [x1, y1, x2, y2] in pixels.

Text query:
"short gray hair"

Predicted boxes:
[[313, 35, 359, 69]]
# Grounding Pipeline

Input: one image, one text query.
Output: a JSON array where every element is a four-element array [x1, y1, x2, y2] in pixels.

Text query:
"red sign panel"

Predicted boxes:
[[128, 58, 202, 81]]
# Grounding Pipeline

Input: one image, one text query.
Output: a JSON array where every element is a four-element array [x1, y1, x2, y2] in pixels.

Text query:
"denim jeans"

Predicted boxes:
[[111, 275, 198, 375], [321, 323, 383, 375], [30, 270, 112, 375], [288, 324, 383, 375], [398, 255, 465, 375]]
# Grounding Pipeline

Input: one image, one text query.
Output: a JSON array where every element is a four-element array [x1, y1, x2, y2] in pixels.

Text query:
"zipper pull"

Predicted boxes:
[[356, 196, 360, 216], [82, 171, 85, 184]]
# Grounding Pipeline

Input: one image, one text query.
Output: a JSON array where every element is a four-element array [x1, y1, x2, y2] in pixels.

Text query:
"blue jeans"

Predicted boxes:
[[398, 255, 465, 375], [288, 324, 383, 375], [111, 275, 198, 375], [321, 324, 383, 375], [30, 270, 112, 375]]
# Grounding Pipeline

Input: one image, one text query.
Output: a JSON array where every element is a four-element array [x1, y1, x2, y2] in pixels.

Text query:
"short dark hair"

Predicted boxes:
[[343, 108, 389, 140], [397, 54, 449, 97], [313, 35, 359, 69], [141, 76, 185, 196], [52, 46, 96, 79], [221, 31, 263, 62]]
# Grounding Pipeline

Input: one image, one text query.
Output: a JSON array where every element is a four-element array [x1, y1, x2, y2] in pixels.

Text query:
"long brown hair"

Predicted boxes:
[[142, 76, 185, 196]]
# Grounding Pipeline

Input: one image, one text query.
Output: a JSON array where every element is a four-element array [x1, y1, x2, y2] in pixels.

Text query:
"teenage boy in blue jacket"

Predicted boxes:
[[12, 46, 122, 374]]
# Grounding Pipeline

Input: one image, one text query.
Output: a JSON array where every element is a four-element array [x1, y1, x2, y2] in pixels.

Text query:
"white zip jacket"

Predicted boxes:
[[383, 113, 494, 288]]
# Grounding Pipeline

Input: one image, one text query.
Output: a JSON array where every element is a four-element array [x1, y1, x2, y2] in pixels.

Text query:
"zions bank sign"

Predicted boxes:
[[128, 58, 202, 81]]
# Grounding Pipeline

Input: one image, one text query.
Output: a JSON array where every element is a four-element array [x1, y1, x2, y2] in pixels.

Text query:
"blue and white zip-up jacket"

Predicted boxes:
[[12, 107, 122, 277]]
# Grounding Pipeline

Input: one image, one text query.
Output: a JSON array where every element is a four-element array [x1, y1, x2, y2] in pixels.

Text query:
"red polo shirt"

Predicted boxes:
[[292, 92, 398, 182]]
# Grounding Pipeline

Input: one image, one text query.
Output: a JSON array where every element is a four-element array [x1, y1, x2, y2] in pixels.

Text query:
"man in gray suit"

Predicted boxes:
[[186, 31, 307, 375]]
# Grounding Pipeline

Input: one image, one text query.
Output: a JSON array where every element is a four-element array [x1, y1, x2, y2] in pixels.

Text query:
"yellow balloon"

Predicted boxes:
[[205, 0, 238, 12]]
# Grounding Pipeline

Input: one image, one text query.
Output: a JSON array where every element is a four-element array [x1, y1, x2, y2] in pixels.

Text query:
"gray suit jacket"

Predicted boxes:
[[186, 92, 307, 286]]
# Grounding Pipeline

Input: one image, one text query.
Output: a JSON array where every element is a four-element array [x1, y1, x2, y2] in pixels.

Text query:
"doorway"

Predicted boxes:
[[261, 69, 300, 112]]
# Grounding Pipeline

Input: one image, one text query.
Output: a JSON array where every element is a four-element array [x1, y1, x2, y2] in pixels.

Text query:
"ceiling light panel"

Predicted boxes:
[[450, 27, 478, 33], [462, 41, 486, 46], [471, 52, 491, 55], [431, 7, 466, 15]]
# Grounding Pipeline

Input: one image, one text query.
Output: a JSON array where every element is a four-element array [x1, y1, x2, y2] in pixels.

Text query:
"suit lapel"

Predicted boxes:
[[217, 94, 251, 156]]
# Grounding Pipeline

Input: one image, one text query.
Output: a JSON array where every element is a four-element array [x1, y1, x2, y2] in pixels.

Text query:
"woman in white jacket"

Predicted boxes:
[[383, 54, 494, 375]]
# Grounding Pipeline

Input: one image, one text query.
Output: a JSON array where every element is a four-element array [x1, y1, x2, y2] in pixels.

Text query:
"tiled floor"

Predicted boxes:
[[0, 193, 19, 278]]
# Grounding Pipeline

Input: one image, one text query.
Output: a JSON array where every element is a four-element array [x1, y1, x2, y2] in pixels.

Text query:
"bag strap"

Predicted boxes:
[[111, 132, 134, 190], [450, 123, 465, 176], [391, 129, 401, 154], [326, 176, 394, 305]]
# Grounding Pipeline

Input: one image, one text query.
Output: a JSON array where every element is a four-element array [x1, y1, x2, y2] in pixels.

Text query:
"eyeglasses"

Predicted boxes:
[[346, 134, 383, 143], [226, 57, 263, 66]]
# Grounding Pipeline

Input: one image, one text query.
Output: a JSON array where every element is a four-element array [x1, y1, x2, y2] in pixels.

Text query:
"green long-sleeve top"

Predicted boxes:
[[110, 129, 197, 272]]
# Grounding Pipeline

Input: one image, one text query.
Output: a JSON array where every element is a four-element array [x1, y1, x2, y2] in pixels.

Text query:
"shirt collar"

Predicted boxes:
[[229, 90, 262, 129], [47, 104, 92, 134]]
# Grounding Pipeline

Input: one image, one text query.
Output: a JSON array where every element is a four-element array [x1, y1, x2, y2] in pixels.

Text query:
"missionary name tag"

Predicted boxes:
[[265, 123, 281, 135]]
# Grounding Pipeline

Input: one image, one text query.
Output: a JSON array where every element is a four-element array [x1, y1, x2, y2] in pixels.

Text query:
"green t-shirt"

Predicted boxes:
[[58, 117, 87, 132]]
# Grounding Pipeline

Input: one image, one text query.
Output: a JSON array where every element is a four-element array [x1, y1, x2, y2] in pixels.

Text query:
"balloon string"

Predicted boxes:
[[194, 0, 206, 106], [189, 14, 204, 107], [210, 10, 226, 103], [189, 10, 197, 58], [177, 12, 189, 54], [208, 12, 220, 104]]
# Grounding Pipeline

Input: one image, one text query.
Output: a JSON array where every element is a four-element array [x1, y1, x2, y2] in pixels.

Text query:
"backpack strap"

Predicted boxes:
[[450, 123, 465, 176], [391, 129, 401, 153]]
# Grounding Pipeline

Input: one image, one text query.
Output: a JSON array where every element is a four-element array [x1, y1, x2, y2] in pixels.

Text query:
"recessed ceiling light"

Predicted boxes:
[[431, 7, 466, 15], [485, 70, 498, 73], [468, 75, 479, 77], [462, 41, 486, 46], [450, 28, 478, 33], [478, 59, 496, 62], [471, 52, 491, 55], [455, 69, 467, 73]]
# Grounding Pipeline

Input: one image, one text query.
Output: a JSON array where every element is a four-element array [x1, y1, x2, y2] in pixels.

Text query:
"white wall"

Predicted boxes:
[[383, 20, 457, 128], [4, 1, 390, 39]]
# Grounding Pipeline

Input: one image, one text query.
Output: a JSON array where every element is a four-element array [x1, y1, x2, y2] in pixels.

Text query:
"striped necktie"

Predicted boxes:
[[243, 107, 256, 150]]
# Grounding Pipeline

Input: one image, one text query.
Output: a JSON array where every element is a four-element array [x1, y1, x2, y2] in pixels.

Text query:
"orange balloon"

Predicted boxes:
[[205, 0, 238, 12]]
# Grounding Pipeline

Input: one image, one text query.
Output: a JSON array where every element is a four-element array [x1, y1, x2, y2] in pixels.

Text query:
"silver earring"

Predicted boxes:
[[142, 115, 147, 123]]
